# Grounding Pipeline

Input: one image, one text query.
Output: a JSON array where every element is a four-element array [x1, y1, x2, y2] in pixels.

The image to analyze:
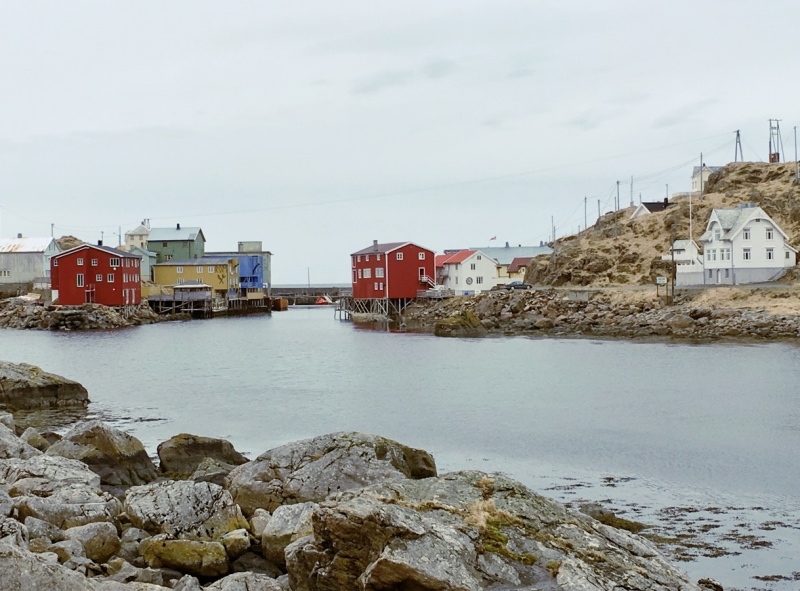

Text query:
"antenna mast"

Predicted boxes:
[[768, 119, 784, 163], [734, 130, 743, 162]]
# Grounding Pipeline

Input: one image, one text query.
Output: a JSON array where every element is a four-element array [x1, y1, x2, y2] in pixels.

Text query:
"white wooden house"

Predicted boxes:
[[435, 250, 500, 295], [691, 165, 723, 193], [698, 204, 796, 285], [661, 239, 703, 286]]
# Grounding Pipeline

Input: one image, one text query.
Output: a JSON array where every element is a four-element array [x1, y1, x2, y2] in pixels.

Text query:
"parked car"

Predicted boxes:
[[505, 281, 532, 290]]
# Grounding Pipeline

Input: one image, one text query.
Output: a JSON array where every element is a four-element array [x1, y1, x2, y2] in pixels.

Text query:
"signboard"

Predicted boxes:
[[655, 276, 667, 285]]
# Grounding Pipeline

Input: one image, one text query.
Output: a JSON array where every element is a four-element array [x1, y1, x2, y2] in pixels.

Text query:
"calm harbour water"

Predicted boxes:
[[1, 306, 799, 589]]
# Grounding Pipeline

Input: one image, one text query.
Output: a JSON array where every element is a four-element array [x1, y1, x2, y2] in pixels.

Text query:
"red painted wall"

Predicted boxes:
[[51, 246, 142, 306], [351, 243, 434, 299]]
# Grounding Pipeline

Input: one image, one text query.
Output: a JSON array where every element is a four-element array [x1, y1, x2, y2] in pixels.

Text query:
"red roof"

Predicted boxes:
[[435, 250, 475, 268], [507, 257, 534, 273]]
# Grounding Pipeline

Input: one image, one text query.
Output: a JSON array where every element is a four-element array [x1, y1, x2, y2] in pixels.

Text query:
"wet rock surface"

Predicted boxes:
[[0, 420, 722, 590]]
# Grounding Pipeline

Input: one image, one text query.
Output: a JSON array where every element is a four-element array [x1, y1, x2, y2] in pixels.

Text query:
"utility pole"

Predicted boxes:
[[629, 175, 634, 207], [769, 119, 784, 162], [795, 126, 799, 183], [616, 181, 620, 210], [551, 216, 555, 243], [597, 199, 601, 221], [666, 184, 669, 199], [584, 195, 587, 230], [734, 129, 743, 162], [118, 226, 122, 246], [50, 223, 54, 238]]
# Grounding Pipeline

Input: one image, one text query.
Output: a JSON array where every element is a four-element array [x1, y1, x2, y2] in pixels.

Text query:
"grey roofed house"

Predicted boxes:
[[147, 226, 205, 243], [350, 241, 413, 256], [465, 244, 551, 266], [0, 236, 61, 290]]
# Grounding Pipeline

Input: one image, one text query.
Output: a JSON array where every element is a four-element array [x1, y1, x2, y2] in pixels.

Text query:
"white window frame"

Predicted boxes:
[[107, 273, 115, 282], [766, 248, 774, 260], [396, 252, 403, 260], [470, 263, 476, 270], [743, 228, 751, 240], [196, 266, 203, 273], [91, 259, 98, 266], [358, 269, 362, 279], [208, 266, 214, 273], [766, 228, 774, 240], [418, 252, 425, 260], [77, 258, 84, 266], [109, 257, 121, 267], [476, 276, 483, 284], [77, 273, 84, 287], [365, 254, 370, 262], [743, 248, 751, 261], [375, 267, 384, 278], [363, 268, 372, 279], [176, 266, 184, 274]]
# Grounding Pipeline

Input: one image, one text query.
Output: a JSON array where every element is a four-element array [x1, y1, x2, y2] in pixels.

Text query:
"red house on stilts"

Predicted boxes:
[[349, 240, 435, 316], [51, 243, 142, 307]]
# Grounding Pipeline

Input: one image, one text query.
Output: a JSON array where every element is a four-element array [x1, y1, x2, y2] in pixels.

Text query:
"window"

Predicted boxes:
[[708, 270, 713, 278], [725, 269, 730, 278], [177, 278, 184, 285], [358, 269, 362, 279], [77, 258, 84, 266], [711, 250, 717, 261], [379, 282, 383, 290], [767, 248, 774, 260], [53, 259, 58, 267], [162, 242, 168, 247], [396, 252, 403, 260], [365, 255, 370, 262], [353, 270, 358, 282], [374, 282, 378, 290], [196, 266, 203, 273], [476, 276, 484, 284], [123, 274, 127, 282], [352, 258, 356, 268], [743, 228, 751, 240], [357, 255, 361, 262], [110, 258, 121, 267], [705, 250, 711, 261], [766, 228, 774, 240], [418, 252, 425, 260], [135, 260, 139, 267], [377, 254, 381, 261], [743, 248, 751, 261], [787, 251, 791, 259], [375, 267, 384, 278], [721, 248, 731, 261], [77, 274, 84, 287], [176, 266, 184, 274], [477, 255, 482, 260], [714, 229, 721, 240], [165, 255, 173, 261], [470, 263, 476, 270], [91, 259, 98, 266], [363, 268, 372, 279], [0, 270, 10, 277], [107, 273, 115, 282]]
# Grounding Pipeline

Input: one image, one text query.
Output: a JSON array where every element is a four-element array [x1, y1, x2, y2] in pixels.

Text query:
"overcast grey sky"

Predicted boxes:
[[1, 1, 798, 284]]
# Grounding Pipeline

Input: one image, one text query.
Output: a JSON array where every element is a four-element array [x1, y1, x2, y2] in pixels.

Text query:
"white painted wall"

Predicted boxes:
[[438, 251, 500, 295]]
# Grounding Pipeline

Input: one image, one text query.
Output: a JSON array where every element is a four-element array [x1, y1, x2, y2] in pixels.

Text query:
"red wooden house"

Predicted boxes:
[[351, 240, 435, 300], [51, 243, 142, 306]]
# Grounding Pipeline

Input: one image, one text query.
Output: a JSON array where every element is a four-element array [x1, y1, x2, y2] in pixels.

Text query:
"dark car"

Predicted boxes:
[[505, 281, 532, 290]]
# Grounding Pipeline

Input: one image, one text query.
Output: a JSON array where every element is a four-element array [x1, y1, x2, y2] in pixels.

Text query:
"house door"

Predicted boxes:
[[715, 269, 720, 284]]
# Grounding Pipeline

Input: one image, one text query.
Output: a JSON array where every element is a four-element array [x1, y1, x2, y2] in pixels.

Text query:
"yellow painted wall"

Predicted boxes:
[[153, 261, 237, 292]]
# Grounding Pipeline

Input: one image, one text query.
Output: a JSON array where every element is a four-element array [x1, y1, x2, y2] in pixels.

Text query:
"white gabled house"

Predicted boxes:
[[698, 204, 797, 285], [661, 239, 704, 286], [435, 249, 500, 295]]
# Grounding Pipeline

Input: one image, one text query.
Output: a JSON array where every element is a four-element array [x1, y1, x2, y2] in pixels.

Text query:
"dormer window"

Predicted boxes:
[[713, 228, 721, 241]]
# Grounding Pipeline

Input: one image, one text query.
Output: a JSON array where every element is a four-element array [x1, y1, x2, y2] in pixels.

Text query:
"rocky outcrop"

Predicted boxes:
[[0, 361, 89, 410], [226, 432, 437, 516], [0, 422, 711, 591], [0, 298, 160, 331], [157, 433, 248, 479], [46, 420, 158, 487], [433, 310, 489, 338], [404, 288, 800, 341]]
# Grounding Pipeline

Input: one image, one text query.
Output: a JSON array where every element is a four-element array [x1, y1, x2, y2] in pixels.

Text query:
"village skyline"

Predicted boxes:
[[1, 1, 799, 284]]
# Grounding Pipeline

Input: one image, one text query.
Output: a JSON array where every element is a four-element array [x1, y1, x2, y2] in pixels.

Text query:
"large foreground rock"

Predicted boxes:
[[226, 432, 437, 516], [124, 480, 248, 541], [46, 420, 157, 486], [286, 471, 701, 591], [0, 361, 89, 410]]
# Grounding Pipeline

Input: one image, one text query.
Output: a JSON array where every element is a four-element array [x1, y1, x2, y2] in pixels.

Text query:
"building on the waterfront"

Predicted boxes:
[[351, 240, 435, 301], [435, 249, 500, 295], [698, 204, 797, 285], [467, 243, 551, 284], [661, 239, 704, 286], [207, 240, 272, 297], [51, 243, 142, 306], [0, 236, 61, 295], [147, 224, 206, 263], [152, 256, 239, 303], [506, 257, 534, 282]]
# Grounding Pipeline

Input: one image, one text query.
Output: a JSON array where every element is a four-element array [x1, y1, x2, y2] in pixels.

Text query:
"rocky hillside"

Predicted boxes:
[[527, 161, 800, 286]]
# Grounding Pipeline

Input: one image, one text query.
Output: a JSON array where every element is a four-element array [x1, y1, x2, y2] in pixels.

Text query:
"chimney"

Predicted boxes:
[[17, 233, 22, 239], [98, 240, 103, 246], [177, 223, 181, 230], [372, 239, 378, 252]]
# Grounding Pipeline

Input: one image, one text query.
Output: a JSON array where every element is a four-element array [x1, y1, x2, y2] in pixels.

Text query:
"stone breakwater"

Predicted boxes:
[[0, 417, 717, 590], [0, 297, 162, 330], [401, 289, 800, 340]]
